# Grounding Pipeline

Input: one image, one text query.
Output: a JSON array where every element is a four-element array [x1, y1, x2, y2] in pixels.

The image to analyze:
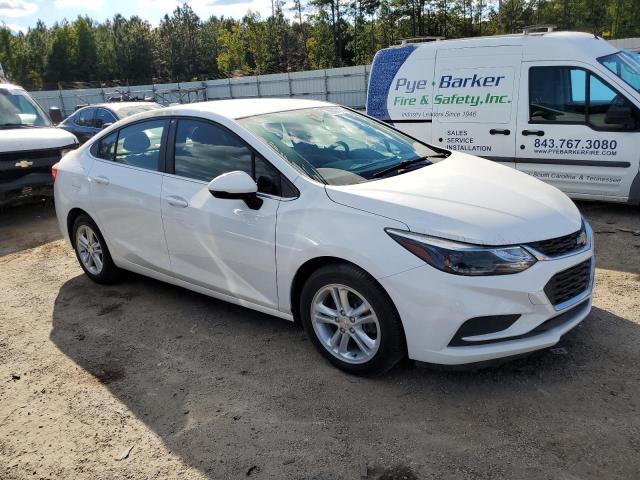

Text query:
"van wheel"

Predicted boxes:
[[300, 263, 405, 375], [72, 214, 121, 284]]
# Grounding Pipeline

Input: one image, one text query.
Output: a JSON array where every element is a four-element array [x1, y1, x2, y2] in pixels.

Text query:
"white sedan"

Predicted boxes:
[[53, 99, 595, 374]]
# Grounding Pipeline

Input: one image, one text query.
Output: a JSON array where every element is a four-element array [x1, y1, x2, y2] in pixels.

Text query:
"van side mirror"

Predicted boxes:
[[102, 122, 113, 130], [49, 106, 63, 125], [207, 171, 263, 210]]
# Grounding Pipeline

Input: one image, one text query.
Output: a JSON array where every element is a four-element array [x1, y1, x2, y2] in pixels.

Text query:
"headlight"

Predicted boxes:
[[386, 229, 537, 276]]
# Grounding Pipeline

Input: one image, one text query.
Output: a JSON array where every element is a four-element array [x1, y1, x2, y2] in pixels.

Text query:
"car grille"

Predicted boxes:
[[544, 259, 592, 307], [526, 224, 587, 258], [0, 148, 62, 183]]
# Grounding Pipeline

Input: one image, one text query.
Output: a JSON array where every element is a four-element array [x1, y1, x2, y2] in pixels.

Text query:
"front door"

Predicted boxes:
[[515, 61, 640, 201], [161, 118, 283, 309], [431, 45, 521, 166]]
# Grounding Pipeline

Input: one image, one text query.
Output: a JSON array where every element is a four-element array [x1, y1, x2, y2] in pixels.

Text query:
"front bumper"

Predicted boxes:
[[0, 173, 53, 206], [379, 239, 595, 365]]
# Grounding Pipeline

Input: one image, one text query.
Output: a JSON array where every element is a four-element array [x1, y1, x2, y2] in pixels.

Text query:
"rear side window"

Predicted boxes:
[[173, 119, 292, 197], [529, 66, 639, 130], [114, 120, 167, 170]]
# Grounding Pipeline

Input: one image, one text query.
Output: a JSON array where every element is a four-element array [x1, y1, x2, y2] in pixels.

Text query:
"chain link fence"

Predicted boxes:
[[29, 65, 372, 116]]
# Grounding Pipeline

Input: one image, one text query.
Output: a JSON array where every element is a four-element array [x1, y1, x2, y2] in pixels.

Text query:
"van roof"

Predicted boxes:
[[378, 31, 619, 62]]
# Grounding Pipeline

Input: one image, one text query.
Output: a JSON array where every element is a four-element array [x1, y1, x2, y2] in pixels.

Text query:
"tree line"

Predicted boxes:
[[0, 0, 638, 90]]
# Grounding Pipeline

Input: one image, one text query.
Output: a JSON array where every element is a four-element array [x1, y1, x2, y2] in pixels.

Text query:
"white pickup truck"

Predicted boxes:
[[0, 82, 78, 206]]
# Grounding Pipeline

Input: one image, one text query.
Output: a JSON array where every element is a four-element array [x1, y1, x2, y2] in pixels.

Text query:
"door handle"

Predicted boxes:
[[92, 176, 110, 185], [166, 195, 189, 208], [489, 129, 511, 135], [522, 129, 545, 136]]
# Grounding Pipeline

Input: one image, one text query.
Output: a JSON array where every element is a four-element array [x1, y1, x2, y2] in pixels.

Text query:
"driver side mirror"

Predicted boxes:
[[208, 171, 263, 210], [49, 106, 63, 125]]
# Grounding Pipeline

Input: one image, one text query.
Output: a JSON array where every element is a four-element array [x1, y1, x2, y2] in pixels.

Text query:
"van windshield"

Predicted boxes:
[[598, 51, 640, 94], [239, 106, 438, 185], [0, 88, 51, 128]]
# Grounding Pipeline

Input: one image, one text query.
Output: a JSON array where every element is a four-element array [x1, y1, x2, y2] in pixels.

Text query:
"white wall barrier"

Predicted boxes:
[[30, 65, 372, 116]]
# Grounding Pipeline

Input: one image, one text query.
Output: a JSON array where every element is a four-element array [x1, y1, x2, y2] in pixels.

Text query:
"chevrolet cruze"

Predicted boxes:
[[53, 99, 595, 374]]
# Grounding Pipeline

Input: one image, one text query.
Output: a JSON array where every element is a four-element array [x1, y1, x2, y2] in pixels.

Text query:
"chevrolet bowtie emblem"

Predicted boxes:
[[15, 160, 34, 168], [577, 231, 588, 246]]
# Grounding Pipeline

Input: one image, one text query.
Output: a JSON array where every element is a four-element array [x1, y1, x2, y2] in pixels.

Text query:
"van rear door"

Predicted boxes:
[[515, 61, 640, 202], [431, 46, 521, 166]]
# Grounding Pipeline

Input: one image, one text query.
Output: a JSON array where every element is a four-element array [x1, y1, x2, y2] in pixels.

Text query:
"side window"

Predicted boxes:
[[173, 119, 290, 196], [114, 120, 167, 170], [529, 67, 586, 123], [588, 75, 638, 130], [174, 119, 252, 181], [75, 108, 95, 127], [530, 66, 638, 131], [95, 109, 116, 129], [92, 131, 117, 160]]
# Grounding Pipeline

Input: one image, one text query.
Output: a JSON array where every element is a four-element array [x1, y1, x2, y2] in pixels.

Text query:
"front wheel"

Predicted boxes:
[[300, 263, 405, 375]]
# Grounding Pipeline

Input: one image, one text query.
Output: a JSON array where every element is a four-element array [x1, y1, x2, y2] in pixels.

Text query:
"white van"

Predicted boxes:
[[1, 82, 78, 206], [366, 31, 640, 204]]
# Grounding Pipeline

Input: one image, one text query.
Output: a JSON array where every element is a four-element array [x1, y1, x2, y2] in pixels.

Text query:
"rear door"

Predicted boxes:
[[88, 119, 171, 272], [515, 62, 640, 201], [431, 46, 521, 166]]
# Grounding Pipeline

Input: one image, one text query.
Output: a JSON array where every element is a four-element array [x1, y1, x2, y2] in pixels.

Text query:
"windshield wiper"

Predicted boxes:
[[371, 154, 446, 179]]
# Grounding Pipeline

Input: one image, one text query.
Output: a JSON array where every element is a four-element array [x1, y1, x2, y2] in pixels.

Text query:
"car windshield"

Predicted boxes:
[[115, 103, 163, 118], [239, 106, 438, 185], [598, 50, 640, 93], [0, 88, 51, 127]]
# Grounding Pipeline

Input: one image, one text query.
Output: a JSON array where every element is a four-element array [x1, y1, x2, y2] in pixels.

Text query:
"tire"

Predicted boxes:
[[300, 263, 406, 375], [72, 214, 121, 284]]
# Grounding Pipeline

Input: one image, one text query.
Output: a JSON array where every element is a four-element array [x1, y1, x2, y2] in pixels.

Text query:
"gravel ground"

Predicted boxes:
[[0, 200, 639, 480]]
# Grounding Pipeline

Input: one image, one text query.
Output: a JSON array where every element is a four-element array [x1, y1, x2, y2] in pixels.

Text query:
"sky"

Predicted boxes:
[[0, 0, 277, 33]]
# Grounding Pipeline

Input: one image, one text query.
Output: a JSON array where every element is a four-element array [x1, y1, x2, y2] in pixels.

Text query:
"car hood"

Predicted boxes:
[[324, 153, 582, 245], [0, 127, 78, 153]]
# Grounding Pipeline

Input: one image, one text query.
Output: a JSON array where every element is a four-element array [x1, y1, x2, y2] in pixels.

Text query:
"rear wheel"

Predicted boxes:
[[300, 263, 405, 375], [72, 214, 121, 284]]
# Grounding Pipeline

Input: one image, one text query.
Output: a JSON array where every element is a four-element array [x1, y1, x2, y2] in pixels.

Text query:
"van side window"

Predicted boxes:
[[529, 66, 638, 131], [588, 75, 638, 130], [529, 67, 586, 123]]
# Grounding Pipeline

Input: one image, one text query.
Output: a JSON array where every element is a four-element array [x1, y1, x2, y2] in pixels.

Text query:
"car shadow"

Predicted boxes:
[[50, 272, 640, 479], [0, 201, 62, 257]]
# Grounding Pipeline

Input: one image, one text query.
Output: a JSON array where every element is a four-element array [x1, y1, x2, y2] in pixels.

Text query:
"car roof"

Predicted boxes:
[[162, 98, 335, 120], [0, 83, 28, 91], [78, 102, 161, 112]]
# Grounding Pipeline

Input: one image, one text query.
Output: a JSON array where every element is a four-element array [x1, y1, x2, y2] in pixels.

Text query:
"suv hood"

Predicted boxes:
[[325, 153, 582, 245], [0, 127, 78, 153]]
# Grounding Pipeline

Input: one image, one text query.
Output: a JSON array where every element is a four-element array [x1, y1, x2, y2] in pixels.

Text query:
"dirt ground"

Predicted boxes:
[[0, 200, 639, 480]]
